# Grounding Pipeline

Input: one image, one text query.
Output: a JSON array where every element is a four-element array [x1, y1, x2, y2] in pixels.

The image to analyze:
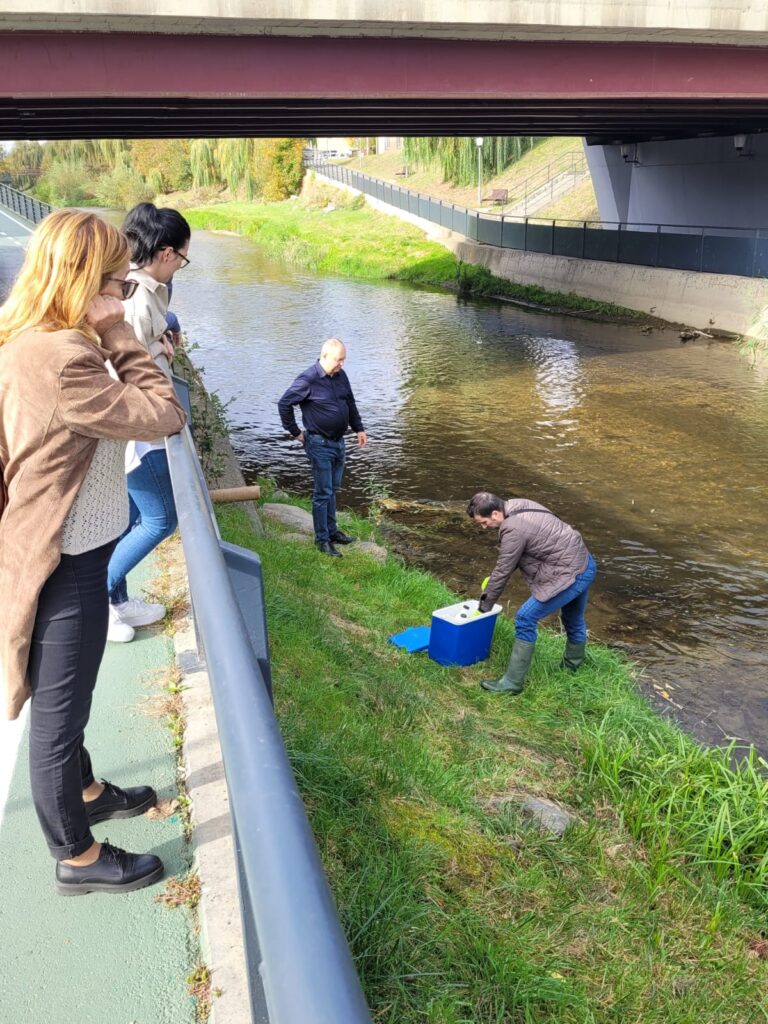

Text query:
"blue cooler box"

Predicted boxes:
[[428, 599, 502, 667]]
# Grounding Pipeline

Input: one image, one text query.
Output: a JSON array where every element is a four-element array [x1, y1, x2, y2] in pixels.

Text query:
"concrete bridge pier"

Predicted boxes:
[[586, 133, 768, 229]]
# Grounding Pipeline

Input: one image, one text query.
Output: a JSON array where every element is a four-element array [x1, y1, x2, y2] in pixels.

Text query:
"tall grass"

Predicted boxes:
[[185, 202, 648, 321], [213, 494, 768, 1024], [583, 717, 768, 906]]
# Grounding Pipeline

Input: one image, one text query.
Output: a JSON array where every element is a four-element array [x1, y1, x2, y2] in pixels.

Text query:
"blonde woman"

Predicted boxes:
[[0, 210, 186, 894]]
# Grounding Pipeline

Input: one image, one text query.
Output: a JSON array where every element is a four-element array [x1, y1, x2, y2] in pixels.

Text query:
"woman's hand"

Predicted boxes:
[[86, 294, 126, 339]]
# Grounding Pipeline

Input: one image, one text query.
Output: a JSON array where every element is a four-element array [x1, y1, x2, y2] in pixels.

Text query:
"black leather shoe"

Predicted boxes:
[[86, 780, 157, 825], [316, 540, 342, 558], [330, 531, 355, 545], [55, 842, 164, 896]]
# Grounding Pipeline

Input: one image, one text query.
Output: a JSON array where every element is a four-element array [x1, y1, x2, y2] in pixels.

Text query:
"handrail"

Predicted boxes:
[[508, 150, 586, 206], [0, 183, 52, 225], [165, 421, 372, 1024]]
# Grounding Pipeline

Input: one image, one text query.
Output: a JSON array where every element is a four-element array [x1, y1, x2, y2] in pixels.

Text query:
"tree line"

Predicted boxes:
[[0, 138, 307, 209], [0, 135, 543, 208]]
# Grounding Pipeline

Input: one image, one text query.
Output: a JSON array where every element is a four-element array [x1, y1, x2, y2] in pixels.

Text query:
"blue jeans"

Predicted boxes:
[[108, 449, 178, 604], [514, 554, 597, 644], [304, 434, 345, 543]]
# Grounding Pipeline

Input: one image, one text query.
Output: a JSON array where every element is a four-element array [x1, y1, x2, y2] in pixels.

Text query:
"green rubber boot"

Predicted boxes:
[[481, 640, 536, 694], [561, 640, 587, 672]]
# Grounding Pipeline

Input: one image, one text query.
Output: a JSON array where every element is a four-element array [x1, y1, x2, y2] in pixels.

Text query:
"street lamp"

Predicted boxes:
[[475, 136, 484, 208]]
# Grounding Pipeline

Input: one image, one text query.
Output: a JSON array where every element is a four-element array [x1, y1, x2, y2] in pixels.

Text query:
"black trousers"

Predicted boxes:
[[27, 540, 115, 861]]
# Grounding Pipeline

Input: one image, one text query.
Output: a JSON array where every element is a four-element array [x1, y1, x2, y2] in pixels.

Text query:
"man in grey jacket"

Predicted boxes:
[[468, 492, 597, 695]]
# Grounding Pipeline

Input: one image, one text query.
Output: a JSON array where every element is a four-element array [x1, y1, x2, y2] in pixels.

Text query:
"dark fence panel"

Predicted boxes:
[[701, 234, 755, 277], [309, 162, 767, 279], [658, 230, 703, 272], [616, 226, 660, 267], [478, 216, 503, 246], [584, 226, 620, 263], [526, 221, 555, 255], [553, 224, 585, 259]]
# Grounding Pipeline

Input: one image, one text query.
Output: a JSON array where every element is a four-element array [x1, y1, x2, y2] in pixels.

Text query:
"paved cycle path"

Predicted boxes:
[[0, 560, 197, 1024]]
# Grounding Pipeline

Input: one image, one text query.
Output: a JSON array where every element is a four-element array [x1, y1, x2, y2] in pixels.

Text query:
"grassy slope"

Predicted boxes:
[[216, 495, 768, 1024], [537, 179, 601, 223], [185, 199, 647, 322], [351, 138, 590, 216]]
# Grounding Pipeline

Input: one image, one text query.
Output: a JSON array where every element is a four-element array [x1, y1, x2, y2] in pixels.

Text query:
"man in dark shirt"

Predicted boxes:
[[278, 339, 368, 556]]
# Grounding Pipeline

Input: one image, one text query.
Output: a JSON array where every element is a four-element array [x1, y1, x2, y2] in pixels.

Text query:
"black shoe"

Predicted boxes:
[[55, 841, 164, 896], [330, 531, 355, 545], [86, 780, 157, 825], [316, 540, 342, 558]]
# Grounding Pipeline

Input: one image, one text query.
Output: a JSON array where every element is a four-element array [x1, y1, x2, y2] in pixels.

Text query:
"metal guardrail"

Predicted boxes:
[[165, 403, 372, 1024], [0, 183, 52, 225], [313, 162, 768, 279]]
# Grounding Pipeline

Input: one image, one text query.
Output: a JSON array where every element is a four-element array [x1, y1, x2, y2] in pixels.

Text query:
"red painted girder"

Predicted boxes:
[[2, 34, 768, 100]]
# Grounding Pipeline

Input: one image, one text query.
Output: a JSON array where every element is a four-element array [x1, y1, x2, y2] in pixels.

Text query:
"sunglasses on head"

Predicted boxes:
[[105, 277, 139, 301]]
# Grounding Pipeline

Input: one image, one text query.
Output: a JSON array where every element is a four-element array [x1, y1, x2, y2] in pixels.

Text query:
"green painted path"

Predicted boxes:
[[0, 560, 197, 1024]]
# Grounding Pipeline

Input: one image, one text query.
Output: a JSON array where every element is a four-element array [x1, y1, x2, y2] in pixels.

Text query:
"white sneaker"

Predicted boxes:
[[113, 597, 166, 628], [108, 605, 135, 643]]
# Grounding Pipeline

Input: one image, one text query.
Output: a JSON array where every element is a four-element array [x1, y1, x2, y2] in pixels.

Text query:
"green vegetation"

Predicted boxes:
[[404, 136, 540, 187], [214, 490, 768, 1023], [0, 137, 307, 210], [185, 190, 646, 322], [351, 137, 594, 219]]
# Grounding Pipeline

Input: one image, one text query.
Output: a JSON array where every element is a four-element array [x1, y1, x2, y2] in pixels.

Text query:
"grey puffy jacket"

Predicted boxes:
[[482, 498, 590, 606]]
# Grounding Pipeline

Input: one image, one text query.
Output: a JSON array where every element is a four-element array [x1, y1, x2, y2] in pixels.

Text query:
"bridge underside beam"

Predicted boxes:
[[2, 98, 768, 141], [2, 34, 768, 141]]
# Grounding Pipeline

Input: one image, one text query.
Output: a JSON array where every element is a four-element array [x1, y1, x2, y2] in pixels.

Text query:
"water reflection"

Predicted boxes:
[[528, 335, 584, 415], [174, 229, 768, 752]]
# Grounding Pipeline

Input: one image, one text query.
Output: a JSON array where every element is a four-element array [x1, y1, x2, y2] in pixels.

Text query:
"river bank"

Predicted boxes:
[[184, 197, 654, 326], [213, 483, 768, 1023]]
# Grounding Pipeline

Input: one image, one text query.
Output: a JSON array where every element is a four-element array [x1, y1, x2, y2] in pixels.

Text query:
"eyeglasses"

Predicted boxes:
[[171, 249, 191, 269], [105, 277, 139, 300]]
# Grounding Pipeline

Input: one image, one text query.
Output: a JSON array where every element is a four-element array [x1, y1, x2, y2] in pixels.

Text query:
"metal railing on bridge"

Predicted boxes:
[[0, 183, 52, 225], [312, 162, 768, 279], [165, 377, 372, 1024]]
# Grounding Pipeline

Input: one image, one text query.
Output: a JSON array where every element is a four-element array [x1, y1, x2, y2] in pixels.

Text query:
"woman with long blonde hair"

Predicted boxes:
[[0, 210, 186, 895]]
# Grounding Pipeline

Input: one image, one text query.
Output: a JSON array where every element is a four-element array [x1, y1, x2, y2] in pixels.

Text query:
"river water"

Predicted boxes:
[[174, 229, 768, 752]]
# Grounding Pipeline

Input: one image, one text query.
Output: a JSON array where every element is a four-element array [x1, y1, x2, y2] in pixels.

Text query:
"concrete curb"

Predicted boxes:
[[175, 617, 251, 1024]]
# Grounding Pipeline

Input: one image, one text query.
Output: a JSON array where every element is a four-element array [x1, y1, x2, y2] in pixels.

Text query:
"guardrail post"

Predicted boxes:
[[655, 224, 661, 268], [616, 223, 622, 263], [699, 227, 705, 272], [523, 217, 528, 252], [581, 220, 587, 258], [752, 230, 759, 278]]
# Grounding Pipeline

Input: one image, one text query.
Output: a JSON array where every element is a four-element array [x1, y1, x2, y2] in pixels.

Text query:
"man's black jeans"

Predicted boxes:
[[27, 539, 115, 861]]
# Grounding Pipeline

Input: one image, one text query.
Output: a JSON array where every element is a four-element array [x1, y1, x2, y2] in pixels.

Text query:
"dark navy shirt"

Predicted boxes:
[[278, 361, 364, 440]]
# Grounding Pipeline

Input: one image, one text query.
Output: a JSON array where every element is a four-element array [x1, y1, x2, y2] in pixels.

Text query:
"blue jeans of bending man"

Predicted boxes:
[[514, 553, 597, 643], [304, 434, 345, 543], [108, 449, 178, 605]]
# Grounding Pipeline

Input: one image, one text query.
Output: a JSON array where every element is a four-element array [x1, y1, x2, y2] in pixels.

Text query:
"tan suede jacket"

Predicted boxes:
[[0, 321, 186, 720]]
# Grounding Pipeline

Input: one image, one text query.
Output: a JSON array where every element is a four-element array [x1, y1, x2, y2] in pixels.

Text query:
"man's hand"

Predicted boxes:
[[85, 295, 125, 340], [357, 431, 368, 448], [477, 594, 492, 613], [296, 431, 306, 444]]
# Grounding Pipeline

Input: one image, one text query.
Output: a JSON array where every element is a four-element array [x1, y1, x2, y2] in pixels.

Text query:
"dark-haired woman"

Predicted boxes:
[[106, 203, 191, 642]]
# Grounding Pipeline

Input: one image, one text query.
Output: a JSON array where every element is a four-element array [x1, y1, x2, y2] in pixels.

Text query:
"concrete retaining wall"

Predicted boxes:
[[315, 170, 768, 340]]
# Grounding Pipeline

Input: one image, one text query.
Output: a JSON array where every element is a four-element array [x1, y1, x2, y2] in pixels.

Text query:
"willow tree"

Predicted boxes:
[[189, 139, 219, 189], [217, 138, 258, 197], [403, 136, 538, 186]]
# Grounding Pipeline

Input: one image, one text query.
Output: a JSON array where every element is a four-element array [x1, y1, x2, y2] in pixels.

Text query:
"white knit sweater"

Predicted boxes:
[[59, 439, 129, 556]]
